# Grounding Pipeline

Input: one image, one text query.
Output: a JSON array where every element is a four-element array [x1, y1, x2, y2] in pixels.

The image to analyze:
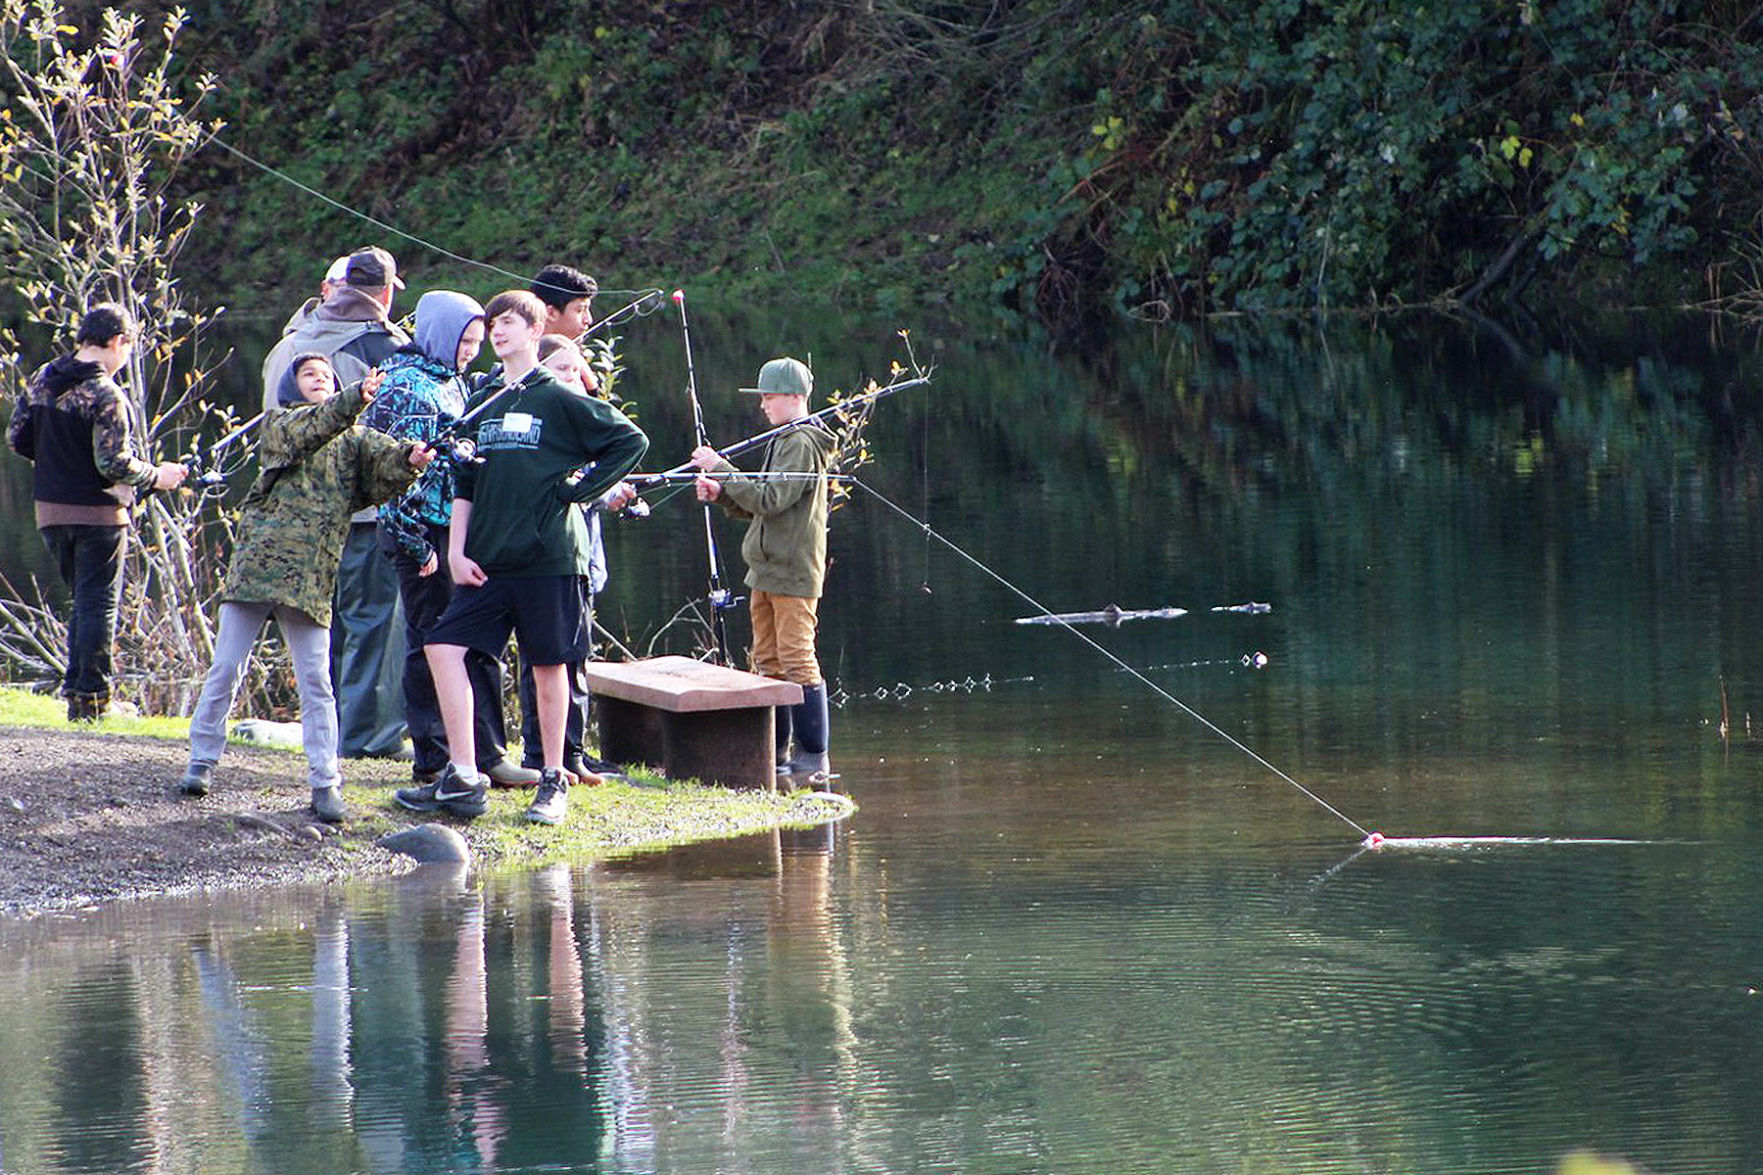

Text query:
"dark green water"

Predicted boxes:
[[4, 309, 1763, 1173]]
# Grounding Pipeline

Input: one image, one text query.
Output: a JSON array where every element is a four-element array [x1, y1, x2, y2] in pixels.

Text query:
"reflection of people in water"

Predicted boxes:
[[534, 865, 588, 1076], [311, 900, 356, 1126], [191, 938, 272, 1145], [444, 888, 508, 1167], [769, 826, 860, 1139], [188, 907, 362, 1173]]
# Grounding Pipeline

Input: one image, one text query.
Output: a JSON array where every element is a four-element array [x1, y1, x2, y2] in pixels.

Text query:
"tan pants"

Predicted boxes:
[[748, 589, 821, 686]]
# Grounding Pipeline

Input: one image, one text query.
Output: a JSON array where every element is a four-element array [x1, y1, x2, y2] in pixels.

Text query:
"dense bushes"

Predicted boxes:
[[74, 0, 1763, 325]]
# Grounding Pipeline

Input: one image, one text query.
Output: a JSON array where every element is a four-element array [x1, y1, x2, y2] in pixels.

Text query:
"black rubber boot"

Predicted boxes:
[[786, 683, 830, 784], [774, 705, 794, 771]]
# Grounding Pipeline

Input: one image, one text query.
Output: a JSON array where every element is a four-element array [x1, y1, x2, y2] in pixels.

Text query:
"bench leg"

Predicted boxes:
[[597, 696, 665, 770], [662, 707, 776, 792]]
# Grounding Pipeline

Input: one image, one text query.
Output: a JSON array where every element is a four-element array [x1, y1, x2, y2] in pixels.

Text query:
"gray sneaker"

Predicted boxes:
[[310, 785, 347, 823], [178, 763, 213, 797], [525, 768, 570, 825], [395, 764, 488, 819]]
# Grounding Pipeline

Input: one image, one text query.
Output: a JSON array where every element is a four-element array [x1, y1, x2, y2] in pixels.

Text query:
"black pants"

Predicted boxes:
[[384, 522, 508, 775], [41, 524, 126, 699]]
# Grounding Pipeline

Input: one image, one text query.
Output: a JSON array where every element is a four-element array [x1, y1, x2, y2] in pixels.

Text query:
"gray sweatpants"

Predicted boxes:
[[188, 601, 340, 790]]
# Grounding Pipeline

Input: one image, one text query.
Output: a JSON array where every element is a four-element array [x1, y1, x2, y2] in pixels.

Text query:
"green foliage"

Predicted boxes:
[[1021, 0, 1763, 317], [72, 0, 1763, 326]]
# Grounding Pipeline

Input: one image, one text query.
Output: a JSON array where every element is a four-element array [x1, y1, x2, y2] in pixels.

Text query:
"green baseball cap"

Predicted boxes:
[[740, 356, 813, 398]]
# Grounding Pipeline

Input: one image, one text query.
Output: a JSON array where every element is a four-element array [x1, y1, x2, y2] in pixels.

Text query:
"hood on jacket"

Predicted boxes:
[[40, 355, 105, 397], [411, 290, 484, 372], [790, 416, 837, 460], [314, 285, 393, 325]]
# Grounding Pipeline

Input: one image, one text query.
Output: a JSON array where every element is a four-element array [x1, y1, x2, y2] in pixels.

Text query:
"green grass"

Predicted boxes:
[[0, 684, 195, 740]]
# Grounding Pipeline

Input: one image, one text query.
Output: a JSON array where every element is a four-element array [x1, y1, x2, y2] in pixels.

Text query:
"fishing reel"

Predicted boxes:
[[189, 465, 228, 491], [435, 436, 480, 466], [177, 454, 230, 497]]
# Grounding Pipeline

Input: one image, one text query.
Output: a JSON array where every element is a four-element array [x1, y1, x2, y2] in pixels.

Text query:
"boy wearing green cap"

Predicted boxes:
[[690, 356, 838, 786]]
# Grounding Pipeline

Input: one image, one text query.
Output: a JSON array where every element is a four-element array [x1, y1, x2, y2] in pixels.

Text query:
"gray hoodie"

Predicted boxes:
[[409, 290, 482, 369]]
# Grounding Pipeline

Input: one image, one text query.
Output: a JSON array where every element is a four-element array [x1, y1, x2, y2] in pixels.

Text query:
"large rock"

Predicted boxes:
[[377, 824, 470, 865]]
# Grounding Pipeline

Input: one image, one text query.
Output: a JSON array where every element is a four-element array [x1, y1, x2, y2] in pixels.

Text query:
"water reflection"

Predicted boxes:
[[0, 828, 852, 1175]]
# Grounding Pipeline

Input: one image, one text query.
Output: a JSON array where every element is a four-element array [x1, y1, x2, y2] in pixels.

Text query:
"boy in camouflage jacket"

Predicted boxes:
[[177, 353, 432, 822]]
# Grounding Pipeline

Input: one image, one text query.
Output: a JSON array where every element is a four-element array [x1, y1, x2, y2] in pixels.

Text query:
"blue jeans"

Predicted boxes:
[[41, 524, 126, 699]]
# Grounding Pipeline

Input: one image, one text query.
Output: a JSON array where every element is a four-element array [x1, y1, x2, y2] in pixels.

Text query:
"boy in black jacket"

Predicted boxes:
[[6, 303, 187, 720]]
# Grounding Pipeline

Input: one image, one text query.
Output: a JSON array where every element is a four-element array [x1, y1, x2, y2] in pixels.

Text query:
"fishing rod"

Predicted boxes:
[[581, 288, 666, 337], [636, 470, 856, 485], [628, 372, 932, 488], [671, 289, 736, 666]]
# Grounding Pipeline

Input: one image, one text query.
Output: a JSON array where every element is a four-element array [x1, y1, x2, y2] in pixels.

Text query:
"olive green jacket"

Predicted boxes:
[[710, 418, 836, 598], [221, 384, 419, 625]]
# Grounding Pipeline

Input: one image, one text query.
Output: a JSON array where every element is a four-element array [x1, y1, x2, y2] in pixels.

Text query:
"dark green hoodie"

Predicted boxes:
[[454, 367, 647, 578], [708, 418, 837, 598]]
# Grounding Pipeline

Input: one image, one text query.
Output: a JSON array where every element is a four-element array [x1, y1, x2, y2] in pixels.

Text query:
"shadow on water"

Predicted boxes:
[[6, 308, 1763, 1171]]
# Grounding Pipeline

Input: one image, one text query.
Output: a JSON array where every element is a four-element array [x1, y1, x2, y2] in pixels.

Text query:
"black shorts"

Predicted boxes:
[[426, 574, 586, 666]]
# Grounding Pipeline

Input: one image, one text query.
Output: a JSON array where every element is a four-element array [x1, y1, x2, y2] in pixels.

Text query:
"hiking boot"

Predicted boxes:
[[395, 764, 488, 819], [484, 758, 542, 788], [525, 768, 570, 825], [310, 785, 348, 823], [178, 763, 213, 797], [66, 692, 104, 723]]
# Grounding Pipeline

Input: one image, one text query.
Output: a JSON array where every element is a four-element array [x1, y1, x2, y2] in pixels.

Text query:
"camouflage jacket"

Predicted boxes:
[[221, 383, 419, 625], [6, 355, 159, 524]]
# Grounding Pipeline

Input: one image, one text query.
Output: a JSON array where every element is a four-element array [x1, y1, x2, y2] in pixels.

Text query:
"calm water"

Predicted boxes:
[[5, 309, 1763, 1173]]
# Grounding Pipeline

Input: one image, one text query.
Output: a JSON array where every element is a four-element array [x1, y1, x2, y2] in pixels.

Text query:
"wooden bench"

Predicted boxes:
[[583, 656, 803, 791]]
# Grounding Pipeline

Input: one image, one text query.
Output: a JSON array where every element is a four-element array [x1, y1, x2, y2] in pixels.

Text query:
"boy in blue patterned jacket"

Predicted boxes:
[[362, 291, 537, 791]]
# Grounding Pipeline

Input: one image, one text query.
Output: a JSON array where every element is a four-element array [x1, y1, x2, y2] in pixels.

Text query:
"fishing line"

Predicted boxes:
[[920, 398, 933, 593], [208, 134, 652, 300], [848, 476, 1374, 840]]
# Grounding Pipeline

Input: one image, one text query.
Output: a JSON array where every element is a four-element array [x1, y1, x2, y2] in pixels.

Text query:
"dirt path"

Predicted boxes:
[[0, 726, 433, 916]]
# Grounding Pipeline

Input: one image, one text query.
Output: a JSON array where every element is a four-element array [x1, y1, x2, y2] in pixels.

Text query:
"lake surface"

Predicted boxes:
[[5, 308, 1763, 1173]]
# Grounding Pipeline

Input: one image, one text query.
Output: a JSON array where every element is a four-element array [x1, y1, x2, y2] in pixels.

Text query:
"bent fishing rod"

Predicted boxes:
[[672, 289, 736, 666], [627, 370, 933, 488], [580, 288, 666, 337]]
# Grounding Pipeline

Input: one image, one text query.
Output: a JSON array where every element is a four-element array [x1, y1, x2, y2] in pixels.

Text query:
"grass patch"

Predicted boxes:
[[369, 778, 855, 869], [0, 685, 194, 741]]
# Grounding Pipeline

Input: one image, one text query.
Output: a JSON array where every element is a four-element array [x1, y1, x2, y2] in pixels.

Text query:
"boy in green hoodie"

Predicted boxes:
[[395, 291, 647, 826], [690, 356, 838, 786]]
